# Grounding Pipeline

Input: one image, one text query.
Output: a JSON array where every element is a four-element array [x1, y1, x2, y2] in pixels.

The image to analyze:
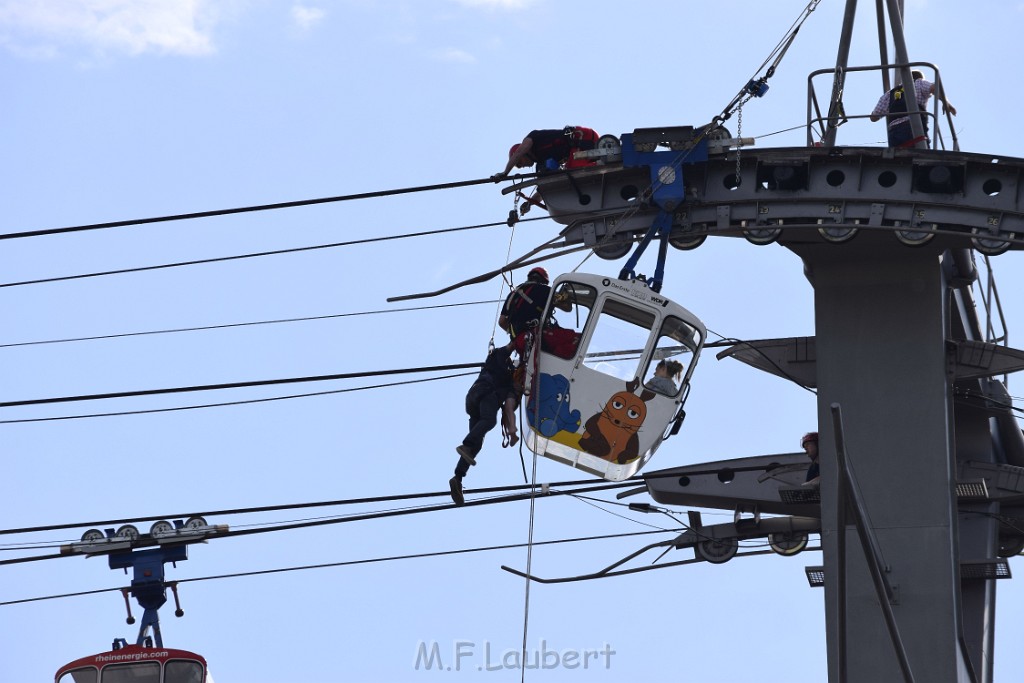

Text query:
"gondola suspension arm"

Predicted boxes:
[[501, 548, 780, 584], [386, 237, 629, 303]]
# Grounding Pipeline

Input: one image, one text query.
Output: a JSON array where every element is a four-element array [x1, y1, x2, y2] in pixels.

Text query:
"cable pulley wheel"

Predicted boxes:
[[768, 531, 809, 556], [696, 537, 739, 564], [593, 240, 632, 260], [743, 227, 782, 246]]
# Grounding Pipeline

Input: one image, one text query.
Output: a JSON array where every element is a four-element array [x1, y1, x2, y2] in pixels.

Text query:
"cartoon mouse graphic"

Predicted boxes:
[[526, 373, 582, 437], [578, 378, 656, 464]]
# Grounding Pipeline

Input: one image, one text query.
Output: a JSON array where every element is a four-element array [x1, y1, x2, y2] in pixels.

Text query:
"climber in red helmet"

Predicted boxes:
[[499, 267, 556, 339], [492, 126, 598, 181]]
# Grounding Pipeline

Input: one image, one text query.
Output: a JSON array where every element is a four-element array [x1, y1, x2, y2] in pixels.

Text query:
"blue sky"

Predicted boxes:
[[3, 1, 1024, 681]]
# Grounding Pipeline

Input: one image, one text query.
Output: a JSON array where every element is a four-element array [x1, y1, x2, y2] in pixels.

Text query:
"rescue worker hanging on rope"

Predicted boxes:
[[491, 126, 599, 181], [449, 341, 520, 507]]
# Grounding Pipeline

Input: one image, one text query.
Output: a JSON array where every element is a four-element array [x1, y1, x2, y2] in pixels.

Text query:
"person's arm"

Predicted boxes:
[[935, 84, 956, 116], [517, 190, 547, 216], [551, 286, 573, 312], [921, 80, 956, 116], [868, 91, 889, 122], [494, 136, 534, 180]]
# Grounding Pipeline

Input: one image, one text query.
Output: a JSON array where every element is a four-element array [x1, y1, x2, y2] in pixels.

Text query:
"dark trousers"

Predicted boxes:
[[888, 116, 928, 148], [455, 381, 504, 478]]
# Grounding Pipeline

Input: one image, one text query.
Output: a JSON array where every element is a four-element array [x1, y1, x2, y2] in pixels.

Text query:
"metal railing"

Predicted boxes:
[[807, 62, 959, 152]]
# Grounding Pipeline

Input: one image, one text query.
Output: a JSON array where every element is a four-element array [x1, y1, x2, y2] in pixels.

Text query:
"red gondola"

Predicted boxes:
[[55, 640, 211, 683]]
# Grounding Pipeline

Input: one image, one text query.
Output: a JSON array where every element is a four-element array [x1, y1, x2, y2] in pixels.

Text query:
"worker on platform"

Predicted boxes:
[[492, 126, 598, 180], [869, 70, 956, 148], [801, 431, 820, 487]]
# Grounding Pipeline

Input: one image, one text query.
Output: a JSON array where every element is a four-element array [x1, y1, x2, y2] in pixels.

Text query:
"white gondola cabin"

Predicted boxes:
[[522, 273, 705, 481]]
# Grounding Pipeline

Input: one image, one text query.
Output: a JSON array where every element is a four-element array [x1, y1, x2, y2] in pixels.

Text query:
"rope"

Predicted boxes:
[[713, 0, 821, 127], [491, 214, 519, 351], [577, 0, 823, 248], [571, 0, 816, 274], [519, 430, 541, 683], [517, 331, 541, 484], [570, 244, 596, 274], [514, 321, 582, 679], [516, 402, 529, 483], [569, 0, 822, 274]]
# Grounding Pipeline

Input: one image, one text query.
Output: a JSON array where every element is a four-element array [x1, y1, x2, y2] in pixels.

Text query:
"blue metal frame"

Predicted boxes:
[[109, 545, 188, 647], [617, 132, 709, 291]]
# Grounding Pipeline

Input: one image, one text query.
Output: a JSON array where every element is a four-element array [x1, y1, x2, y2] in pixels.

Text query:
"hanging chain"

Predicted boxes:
[[735, 102, 744, 185]]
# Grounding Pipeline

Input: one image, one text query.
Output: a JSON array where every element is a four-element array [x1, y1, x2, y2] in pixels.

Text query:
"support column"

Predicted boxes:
[[810, 247, 969, 682]]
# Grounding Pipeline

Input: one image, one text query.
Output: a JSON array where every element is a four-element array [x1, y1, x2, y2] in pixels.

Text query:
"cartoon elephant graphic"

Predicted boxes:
[[579, 378, 656, 464], [526, 373, 582, 437]]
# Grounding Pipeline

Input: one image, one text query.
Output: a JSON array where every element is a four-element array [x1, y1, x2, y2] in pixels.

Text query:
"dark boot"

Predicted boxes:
[[449, 477, 465, 506]]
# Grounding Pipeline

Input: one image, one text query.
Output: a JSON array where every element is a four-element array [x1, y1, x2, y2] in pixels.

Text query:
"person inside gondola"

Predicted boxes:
[[801, 431, 820, 487], [491, 126, 598, 180], [869, 70, 956, 148], [450, 341, 520, 506], [645, 359, 683, 396]]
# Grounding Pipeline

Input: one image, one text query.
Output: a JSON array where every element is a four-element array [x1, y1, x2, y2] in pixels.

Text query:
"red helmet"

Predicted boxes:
[[527, 266, 549, 283], [509, 144, 521, 158], [801, 431, 818, 447]]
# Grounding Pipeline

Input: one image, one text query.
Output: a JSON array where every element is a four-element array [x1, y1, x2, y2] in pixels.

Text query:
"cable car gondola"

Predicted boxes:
[[522, 272, 705, 481], [55, 640, 211, 683], [54, 539, 216, 683]]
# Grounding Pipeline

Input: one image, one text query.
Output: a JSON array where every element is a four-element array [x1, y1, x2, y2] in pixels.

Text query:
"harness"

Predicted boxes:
[[885, 83, 928, 148], [528, 128, 598, 166], [886, 85, 909, 129], [504, 283, 547, 337]]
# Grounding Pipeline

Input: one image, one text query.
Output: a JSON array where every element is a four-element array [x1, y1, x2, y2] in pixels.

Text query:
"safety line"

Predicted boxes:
[[519, 444, 541, 683]]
